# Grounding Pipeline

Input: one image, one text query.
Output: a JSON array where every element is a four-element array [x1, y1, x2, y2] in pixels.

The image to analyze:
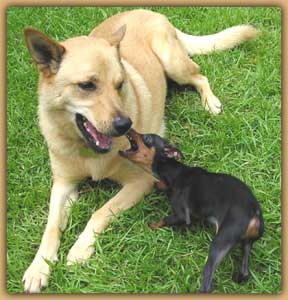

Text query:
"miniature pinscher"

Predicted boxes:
[[119, 129, 264, 293]]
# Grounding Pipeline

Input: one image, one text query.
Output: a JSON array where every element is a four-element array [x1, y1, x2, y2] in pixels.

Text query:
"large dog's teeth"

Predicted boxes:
[[84, 123, 90, 133], [95, 140, 99, 146]]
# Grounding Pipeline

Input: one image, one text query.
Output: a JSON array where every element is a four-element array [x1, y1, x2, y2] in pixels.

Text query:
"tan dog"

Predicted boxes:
[[22, 9, 258, 293]]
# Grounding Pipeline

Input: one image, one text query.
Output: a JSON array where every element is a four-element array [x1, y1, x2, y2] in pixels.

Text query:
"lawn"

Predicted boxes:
[[6, 6, 281, 294]]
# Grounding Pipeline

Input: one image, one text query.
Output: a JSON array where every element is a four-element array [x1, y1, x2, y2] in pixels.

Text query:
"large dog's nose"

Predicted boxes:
[[113, 115, 132, 136]]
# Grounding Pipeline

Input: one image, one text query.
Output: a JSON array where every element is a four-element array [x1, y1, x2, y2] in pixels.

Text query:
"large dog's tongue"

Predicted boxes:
[[84, 120, 112, 150]]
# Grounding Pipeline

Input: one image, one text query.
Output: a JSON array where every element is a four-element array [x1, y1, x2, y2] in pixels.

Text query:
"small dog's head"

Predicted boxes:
[[119, 129, 183, 172], [24, 26, 132, 154]]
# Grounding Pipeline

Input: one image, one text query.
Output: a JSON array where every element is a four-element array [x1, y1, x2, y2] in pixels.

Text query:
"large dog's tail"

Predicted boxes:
[[176, 25, 259, 56]]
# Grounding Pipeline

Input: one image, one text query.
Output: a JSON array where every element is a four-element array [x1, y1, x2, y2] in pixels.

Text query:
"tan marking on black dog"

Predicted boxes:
[[119, 129, 156, 174], [243, 215, 260, 239], [149, 219, 166, 229], [155, 179, 167, 191]]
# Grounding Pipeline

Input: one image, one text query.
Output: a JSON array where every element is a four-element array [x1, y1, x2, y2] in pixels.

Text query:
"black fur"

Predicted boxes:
[[144, 134, 264, 293]]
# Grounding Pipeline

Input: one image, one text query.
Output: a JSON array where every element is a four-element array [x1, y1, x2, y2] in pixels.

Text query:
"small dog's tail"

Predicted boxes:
[[176, 25, 259, 56]]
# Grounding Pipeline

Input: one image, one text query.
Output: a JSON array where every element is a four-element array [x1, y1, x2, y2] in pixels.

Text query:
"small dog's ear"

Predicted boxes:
[[24, 27, 65, 76], [163, 145, 184, 160], [107, 25, 126, 46]]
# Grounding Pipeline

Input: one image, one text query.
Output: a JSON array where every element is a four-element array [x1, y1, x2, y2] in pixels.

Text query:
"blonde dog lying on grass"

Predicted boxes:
[[22, 9, 258, 293]]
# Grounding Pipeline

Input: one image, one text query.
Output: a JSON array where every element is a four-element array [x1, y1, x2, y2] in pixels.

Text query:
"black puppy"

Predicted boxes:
[[119, 129, 264, 293]]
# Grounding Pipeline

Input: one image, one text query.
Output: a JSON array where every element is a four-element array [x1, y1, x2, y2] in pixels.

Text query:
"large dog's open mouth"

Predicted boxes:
[[76, 113, 112, 153]]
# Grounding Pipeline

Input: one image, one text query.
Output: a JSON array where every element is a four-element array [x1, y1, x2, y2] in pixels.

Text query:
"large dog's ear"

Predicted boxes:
[[24, 28, 65, 76], [107, 25, 126, 46]]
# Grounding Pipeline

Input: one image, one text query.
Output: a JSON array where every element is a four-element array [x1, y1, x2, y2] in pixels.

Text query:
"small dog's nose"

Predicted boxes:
[[113, 115, 132, 136]]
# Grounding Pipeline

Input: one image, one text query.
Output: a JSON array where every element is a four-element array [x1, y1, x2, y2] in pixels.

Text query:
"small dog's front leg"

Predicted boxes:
[[67, 178, 153, 265], [149, 213, 184, 229]]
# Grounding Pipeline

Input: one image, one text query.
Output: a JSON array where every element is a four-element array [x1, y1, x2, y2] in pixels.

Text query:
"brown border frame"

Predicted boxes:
[[1, 1, 286, 299]]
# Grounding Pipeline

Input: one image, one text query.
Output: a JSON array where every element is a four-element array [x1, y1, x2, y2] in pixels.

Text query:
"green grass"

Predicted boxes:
[[6, 6, 281, 294]]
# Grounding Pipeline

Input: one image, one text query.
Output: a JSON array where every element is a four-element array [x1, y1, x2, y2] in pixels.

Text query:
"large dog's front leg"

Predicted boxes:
[[22, 180, 78, 293], [67, 178, 153, 265]]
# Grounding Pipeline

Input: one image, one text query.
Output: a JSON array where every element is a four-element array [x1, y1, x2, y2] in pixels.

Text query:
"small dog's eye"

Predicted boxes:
[[78, 81, 96, 91], [142, 135, 153, 147], [116, 80, 124, 90]]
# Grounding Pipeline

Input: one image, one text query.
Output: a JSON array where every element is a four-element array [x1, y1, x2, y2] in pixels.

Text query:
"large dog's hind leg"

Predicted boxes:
[[22, 180, 78, 293], [151, 28, 222, 115], [66, 178, 153, 265]]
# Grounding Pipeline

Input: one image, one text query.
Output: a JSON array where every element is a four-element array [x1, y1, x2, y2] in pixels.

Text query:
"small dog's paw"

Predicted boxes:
[[198, 286, 212, 293], [22, 259, 50, 293], [203, 95, 222, 115], [149, 220, 165, 230], [67, 241, 94, 265], [149, 223, 159, 230], [232, 272, 250, 284]]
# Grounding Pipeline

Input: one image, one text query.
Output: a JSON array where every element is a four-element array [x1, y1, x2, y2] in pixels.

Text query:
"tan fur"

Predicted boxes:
[[120, 128, 157, 175], [155, 179, 168, 191], [243, 216, 260, 240], [176, 25, 259, 55], [22, 9, 258, 293], [149, 219, 166, 229]]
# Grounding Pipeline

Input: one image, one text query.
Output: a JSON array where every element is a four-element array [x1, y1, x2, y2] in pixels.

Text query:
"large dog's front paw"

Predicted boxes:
[[67, 240, 95, 265], [22, 258, 51, 293], [203, 95, 222, 115]]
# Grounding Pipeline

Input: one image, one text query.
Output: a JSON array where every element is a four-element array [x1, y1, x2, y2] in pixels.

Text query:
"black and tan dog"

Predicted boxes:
[[119, 129, 264, 293]]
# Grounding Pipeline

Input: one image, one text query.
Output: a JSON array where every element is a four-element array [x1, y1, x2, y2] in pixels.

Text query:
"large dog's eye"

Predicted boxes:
[[78, 81, 96, 91], [116, 80, 124, 91]]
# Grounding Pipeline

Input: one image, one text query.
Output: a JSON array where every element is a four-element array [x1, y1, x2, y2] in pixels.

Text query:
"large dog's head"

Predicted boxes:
[[24, 26, 132, 154]]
